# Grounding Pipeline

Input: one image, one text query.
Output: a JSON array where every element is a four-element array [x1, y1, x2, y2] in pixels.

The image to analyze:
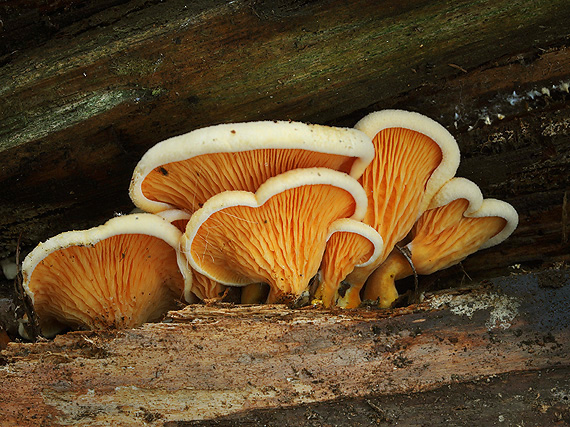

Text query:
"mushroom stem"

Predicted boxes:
[[363, 250, 414, 308], [335, 284, 363, 309], [316, 219, 384, 308], [316, 237, 368, 308], [267, 286, 286, 304], [334, 268, 370, 308], [241, 283, 269, 304], [313, 280, 337, 308]]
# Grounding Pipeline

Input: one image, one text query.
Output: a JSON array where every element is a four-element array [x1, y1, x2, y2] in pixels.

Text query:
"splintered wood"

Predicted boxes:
[[1, 271, 568, 426]]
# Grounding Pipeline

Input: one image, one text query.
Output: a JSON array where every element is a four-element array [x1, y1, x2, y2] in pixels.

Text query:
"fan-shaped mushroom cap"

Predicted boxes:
[[365, 178, 518, 307], [342, 110, 460, 307], [315, 219, 383, 308], [130, 120, 374, 214], [355, 109, 460, 216], [426, 177, 483, 215], [181, 168, 368, 303], [22, 214, 191, 337], [470, 199, 518, 250], [409, 178, 518, 272]]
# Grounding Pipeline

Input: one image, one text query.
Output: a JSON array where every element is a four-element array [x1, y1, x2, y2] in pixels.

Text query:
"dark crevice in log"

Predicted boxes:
[[176, 367, 570, 426]]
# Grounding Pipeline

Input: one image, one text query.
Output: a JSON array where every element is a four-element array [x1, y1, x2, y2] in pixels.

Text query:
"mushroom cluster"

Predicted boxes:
[[21, 111, 518, 337]]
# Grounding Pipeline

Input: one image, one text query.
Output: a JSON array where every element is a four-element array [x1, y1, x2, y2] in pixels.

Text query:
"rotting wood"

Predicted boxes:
[[0, 0, 134, 61], [178, 367, 570, 426], [1, 0, 569, 277], [1, 3, 569, 422], [1, 269, 568, 426]]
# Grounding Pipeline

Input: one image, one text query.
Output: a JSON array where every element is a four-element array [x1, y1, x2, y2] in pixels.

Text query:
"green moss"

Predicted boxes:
[[0, 90, 143, 152], [151, 87, 166, 97], [112, 57, 162, 76]]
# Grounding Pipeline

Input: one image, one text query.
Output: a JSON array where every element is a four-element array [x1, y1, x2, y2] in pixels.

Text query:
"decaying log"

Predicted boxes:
[[1, 0, 570, 283], [1, 2, 569, 423], [187, 368, 570, 426], [1, 269, 568, 425]]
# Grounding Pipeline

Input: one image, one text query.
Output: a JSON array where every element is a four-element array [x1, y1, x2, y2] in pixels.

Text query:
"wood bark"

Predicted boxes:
[[1, 270, 569, 425]]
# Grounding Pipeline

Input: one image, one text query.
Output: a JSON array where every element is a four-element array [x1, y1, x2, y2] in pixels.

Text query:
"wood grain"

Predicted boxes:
[[1, 270, 568, 425]]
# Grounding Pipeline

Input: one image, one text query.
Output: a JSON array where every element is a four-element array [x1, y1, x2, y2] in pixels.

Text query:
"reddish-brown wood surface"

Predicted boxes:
[[1, 270, 568, 425]]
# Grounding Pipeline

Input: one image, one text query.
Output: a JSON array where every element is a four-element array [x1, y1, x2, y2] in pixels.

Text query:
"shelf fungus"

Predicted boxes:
[[181, 168, 368, 303], [21, 214, 191, 337], [129, 120, 374, 214], [340, 109, 461, 307], [366, 178, 519, 307], [17, 110, 520, 334], [314, 219, 384, 308]]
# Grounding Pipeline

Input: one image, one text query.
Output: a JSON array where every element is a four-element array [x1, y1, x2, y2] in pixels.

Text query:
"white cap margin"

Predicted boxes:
[[355, 109, 461, 215], [325, 218, 384, 267], [130, 120, 374, 213], [22, 213, 193, 304]]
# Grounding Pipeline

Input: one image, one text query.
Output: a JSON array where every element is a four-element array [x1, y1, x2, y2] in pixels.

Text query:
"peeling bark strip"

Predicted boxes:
[[0, 0, 570, 278], [1, 271, 568, 426]]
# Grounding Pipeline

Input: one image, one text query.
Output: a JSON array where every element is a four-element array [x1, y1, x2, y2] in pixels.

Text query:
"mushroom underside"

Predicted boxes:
[[364, 198, 509, 308], [140, 149, 354, 213], [317, 227, 380, 307], [186, 183, 359, 302], [28, 234, 185, 335]]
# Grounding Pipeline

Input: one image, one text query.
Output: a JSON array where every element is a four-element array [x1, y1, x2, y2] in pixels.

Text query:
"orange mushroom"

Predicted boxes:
[[129, 120, 374, 214], [21, 214, 191, 337], [314, 219, 383, 308], [157, 209, 229, 303], [181, 168, 368, 303], [366, 178, 518, 307], [341, 110, 461, 307]]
